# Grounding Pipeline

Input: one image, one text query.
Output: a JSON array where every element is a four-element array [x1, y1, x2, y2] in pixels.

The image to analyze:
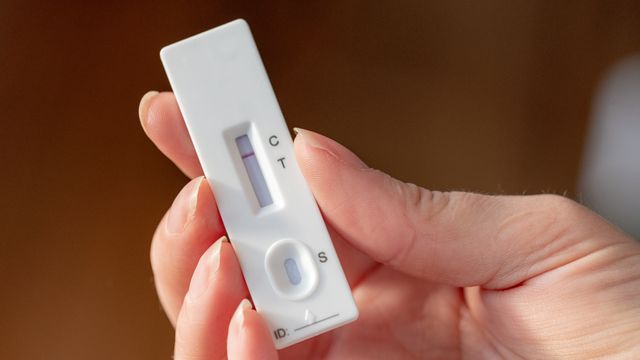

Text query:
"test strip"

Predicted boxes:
[[160, 19, 358, 350], [235, 134, 273, 207]]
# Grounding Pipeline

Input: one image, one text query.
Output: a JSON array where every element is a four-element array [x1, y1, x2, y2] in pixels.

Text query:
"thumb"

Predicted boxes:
[[293, 128, 631, 289]]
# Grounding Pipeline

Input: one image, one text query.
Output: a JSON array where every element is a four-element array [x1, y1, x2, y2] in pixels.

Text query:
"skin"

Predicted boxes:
[[139, 91, 640, 359]]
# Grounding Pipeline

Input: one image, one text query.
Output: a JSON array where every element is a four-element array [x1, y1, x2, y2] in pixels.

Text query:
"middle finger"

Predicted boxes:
[[150, 176, 226, 325]]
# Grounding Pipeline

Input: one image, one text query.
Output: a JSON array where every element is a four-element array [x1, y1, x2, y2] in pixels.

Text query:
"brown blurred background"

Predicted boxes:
[[1, 1, 639, 359]]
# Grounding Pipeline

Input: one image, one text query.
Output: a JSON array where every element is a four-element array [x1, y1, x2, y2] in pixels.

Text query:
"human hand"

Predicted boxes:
[[139, 91, 640, 359]]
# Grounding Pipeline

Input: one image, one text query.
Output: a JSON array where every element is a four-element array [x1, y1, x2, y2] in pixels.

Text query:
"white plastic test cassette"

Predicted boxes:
[[160, 19, 358, 348]]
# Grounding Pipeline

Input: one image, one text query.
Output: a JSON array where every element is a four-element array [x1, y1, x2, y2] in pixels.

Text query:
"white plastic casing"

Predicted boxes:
[[160, 19, 358, 349]]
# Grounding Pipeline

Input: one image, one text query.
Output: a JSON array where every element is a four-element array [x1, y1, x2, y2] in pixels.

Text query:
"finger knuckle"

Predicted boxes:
[[493, 194, 584, 282], [392, 183, 461, 267]]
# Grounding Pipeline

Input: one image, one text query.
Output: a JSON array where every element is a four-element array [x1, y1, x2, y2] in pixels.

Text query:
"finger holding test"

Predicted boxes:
[[174, 236, 251, 360], [139, 91, 204, 178], [293, 128, 636, 289], [227, 299, 279, 360], [150, 176, 226, 325]]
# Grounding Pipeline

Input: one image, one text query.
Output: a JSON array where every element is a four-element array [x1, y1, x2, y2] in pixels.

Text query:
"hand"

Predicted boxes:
[[139, 91, 640, 359]]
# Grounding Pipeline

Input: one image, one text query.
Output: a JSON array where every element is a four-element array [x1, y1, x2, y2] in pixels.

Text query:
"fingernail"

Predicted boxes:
[[138, 90, 159, 125], [186, 236, 227, 301], [166, 177, 204, 235], [231, 298, 253, 325], [294, 128, 367, 169], [208, 235, 227, 273], [293, 127, 326, 148]]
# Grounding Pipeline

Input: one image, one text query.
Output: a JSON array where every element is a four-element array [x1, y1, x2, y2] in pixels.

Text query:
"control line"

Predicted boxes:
[[293, 313, 340, 332]]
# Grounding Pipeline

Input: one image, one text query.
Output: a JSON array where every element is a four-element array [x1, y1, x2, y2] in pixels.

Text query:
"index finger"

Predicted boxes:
[[139, 91, 203, 178]]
